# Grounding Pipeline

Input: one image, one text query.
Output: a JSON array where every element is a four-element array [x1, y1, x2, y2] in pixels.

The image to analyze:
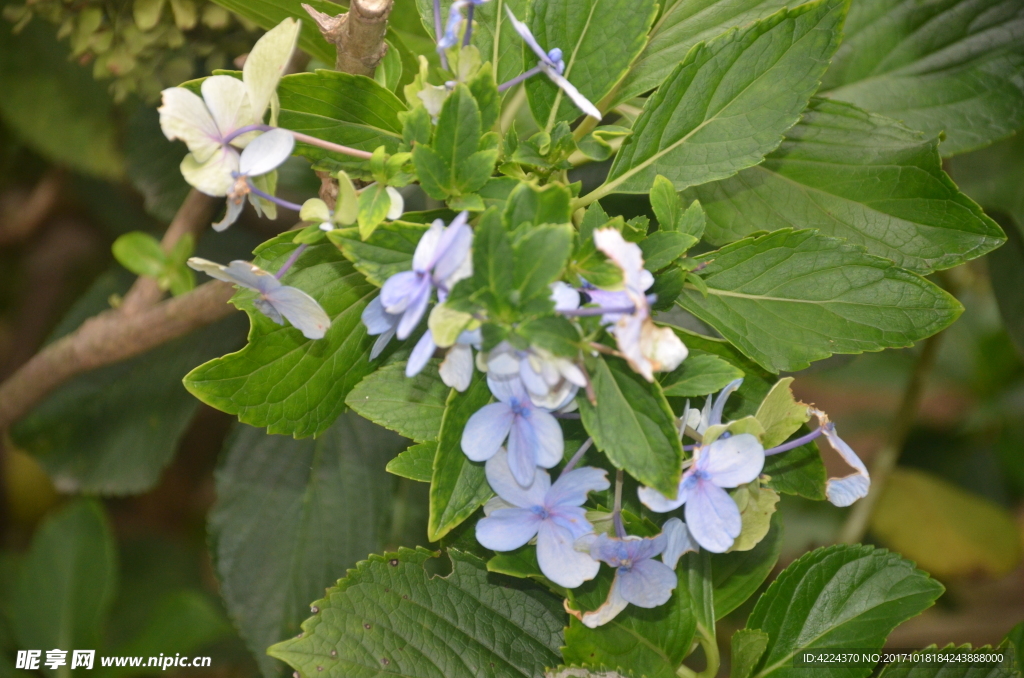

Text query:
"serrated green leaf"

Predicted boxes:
[[877, 645, 1014, 678], [210, 415, 407, 678], [659, 350, 745, 398], [728, 483, 780, 553], [268, 548, 564, 677], [471, 207, 515, 311], [375, 39, 405, 92], [413, 84, 489, 200], [1004, 623, 1024, 675], [713, 513, 782, 620], [614, 0, 792, 106], [819, 0, 1024, 156], [747, 544, 944, 678], [13, 500, 117, 669], [639, 231, 696, 271], [516, 316, 580, 356], [346, 361, 450, 443], [504, 182, 574, 229], [525, 0, 658, 129], [386, 442, 437, 482], [277, 70, 406, 163], [755, 378, 810, 449], [598, 0, 846, 196], [731, 629, 770, 678], [184, 238, 378, 438], [687, 98, 1005, 274], [329, 220, 428, 287], [513, 224, 574, 304], [577, 355, 683, 497], [428, 373, 494, 541], [358, 183, 392, 240], [676, 229, 963, 373]]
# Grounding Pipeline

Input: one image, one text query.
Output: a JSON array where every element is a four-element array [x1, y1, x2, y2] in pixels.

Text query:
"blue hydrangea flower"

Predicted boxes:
[[361, 296, 400, 359], [484, 341, 585, 410], [476, 449, 609, 588], [574, 532, 677, 627], [503, 7, 602, 120], [660, 517, 698, 568], [379, 212, 472, 340], [462, 375, 564, 486], [808, 408, 870, 507], [403, 327, 481, 391], [638, 432, 765, 553]]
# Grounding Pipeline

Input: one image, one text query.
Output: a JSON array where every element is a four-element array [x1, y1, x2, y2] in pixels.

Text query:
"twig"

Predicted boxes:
[[837, 331, 944, 544], [302, 0, 394, 77]]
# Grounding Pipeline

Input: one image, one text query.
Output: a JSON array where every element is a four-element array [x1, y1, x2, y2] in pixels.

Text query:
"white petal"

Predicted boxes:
[[385, 186, 404, 220], [640, 322, 688, 374], [822, 424, 870, 507], [504, 6, 549, 63], [180, 147, 239, 197], [243, 17, 300, 120], [264, 285, 331, 340], [549, 281, 580, 312], [213, 196, 245, 232], [201, 75, 256, 140], [637, 482, 685, 513], [485, 448, 550, 507], [543, 66, 602, 120], [699, 434, 765, 488], [158, 87, 221, 162], [238, 128, 294, 177], [536, 521, 600, 588], [580, 574, 630, 628], [187, 258, 275, 291], [660, 518, 698, 569], [439, 343, 474, 392]]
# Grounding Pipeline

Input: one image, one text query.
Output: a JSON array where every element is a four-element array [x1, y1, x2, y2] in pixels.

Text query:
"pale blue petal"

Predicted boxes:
[[504, 6, 550, 64], [413, 220, 444, 272], [529, 408, 564, 469], [508, 416, 539, 487], [823, 423, 870, 507], [684, 479, 741, 553], [475, 508, 541, 551], [380, 270, 423, 313], [486, 373, 525, 404], [370, 326, 395, 359], [627, 533, 667, 562], [542, 67, 602, 120], [437, 0, 467, 49], [699, 433, 764, 488], [548, 467, 609, 508], [238, 128, 294, 176], [485, 449, 549, 507], [637, 482, 684, 513], [396, 278, 432, 340], [406, 330, 436, 377], [361, 296, 397, 335], [536, 521, 600, 588], [549, 505, 593, 540], [264, 285, 331, 340], [617, 559, 676, 608], [213, 197, 245, 231], [580, 574, 629, 628], [709, 378, 743, 427], [462, 402, 514, 461], [254, 297, 283, 325], [661, 518, 698, 569], [587, 533, 629, 567]]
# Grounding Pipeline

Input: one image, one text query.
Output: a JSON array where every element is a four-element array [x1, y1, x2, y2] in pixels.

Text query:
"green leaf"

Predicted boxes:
[[676, 229, 963, 373], [650, 175, 682, 231], [386, 442, 437, 482], [727, 483, 780, 552], [680, 549, 715, 637], [577, 355, 683, 497], [11, 269, 247, 495], [470, 207, 515, 310], [950, 132, 1024, 236], [0, 18, 123, 180], [731, 630, 770, 678], [754, 378, 810, 449], [977, 212, 1024, 359], [504, 182, 574, 229], [12, 500, 117, 667], [1005, 623, 1024, 675], [210, 0, 340, 64], [871, 468, 1023, 580], [112, 231, 167, 278], [819, 0, 1024, 156], [877, 646, 1015, 678], [413, 84, 494, 200], [210, 415, 407, 678], [713, 513, 782, 619], [517, 316, 580, 356], [428, 373, 494, 541], [268, 548, 565, 677], [328, 220, 428, 287], [746, 544, 944, 678], [184, 238, 378, 438], [639, 232, 696, 271], [357, 183, 392, 240], [415, 0, 531, 87], [614, 0, 792, 105], [525, 0, 658, 129], [513, 224, 574, 304], [278, 70, 406, 163], [687, 98, 1005, 274], [599, 0, 847, 196], [659, 351, 744, 398], [375, 39, 405, 92], [346, 360, 450, 442], [124, 105, 191, 223]]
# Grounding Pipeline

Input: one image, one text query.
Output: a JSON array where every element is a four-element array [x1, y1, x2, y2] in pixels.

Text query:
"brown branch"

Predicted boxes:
[[303, 0, 393, 77], [0, 280, 235, 431]]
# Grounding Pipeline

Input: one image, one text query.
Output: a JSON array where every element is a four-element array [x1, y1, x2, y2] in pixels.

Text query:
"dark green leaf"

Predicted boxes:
[[600, 0, 846, 195], [712, 513, 782, 619], [386, 442, 437, 482], [819, 0, 1024, 156], [211, 0, 339, 64], [659, 351, 745, 398], [268, 548, 565, 677], [504, 182, 574, 229], [470, 207, 515, 311], [577, 355, 683, 497], [184, 238, 379, 438], [746, 544, 944, 678], [877, 645, 1014, 678], [676, 229, 963, 373], [986, 215, 1024, 360], [525, 0, 658, 128], [210, 415, 406, 678], [346, 360, 449, 442], [13, 500, 117, 668], [428, 373, 494, 541], [640, 231, 696, 271], [517, 316, 580, 356], [513, 224, 574, 304], [124, 105, 191, 223], [687, 98, 1005, 274], [328, 220, 428, 287]]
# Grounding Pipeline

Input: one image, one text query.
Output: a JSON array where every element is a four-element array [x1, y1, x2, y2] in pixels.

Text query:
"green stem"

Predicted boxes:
[[696, 626, 720, 678]]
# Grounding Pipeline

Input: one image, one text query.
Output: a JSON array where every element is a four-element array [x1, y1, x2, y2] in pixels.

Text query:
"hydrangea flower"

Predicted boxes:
[[404, 327, 481, 391], [476, 449, 609, 588], [361, 296, 400, 359], [661, 517, 698, 568], [592, 228, 688, 381], [484, 342, 585, 410], [638, 432, 765, 553], [462, 375, 564, 487], [573, 531, 677, 627], [810, 408, 870, 507], [503, 8, 602, 120], [188, 257, 330, 340], [213, 128, 295, 231], [158, 18, 300, 215], [379, 212, 472, 340]]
